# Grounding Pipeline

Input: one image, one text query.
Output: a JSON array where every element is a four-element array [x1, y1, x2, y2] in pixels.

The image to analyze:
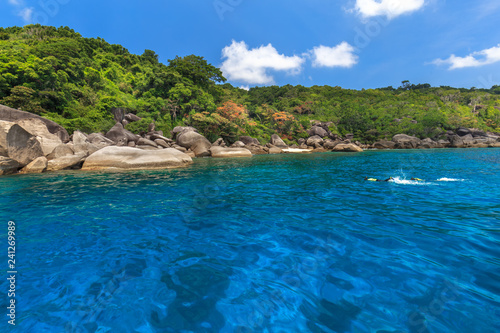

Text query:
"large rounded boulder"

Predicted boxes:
[[0, 104, 69, 142], [176, 130, 211, 157], [210, 146, 252, 158], [392, 134, 421, 149], [307, 126, 329, 138], [0, 156, 19, 175], [82, 146, 193, 171], [270, 134, 288, 148], [332, 143, 363, 152], [15, 118, 63, 156], [239, 136, 260, 146], [0, 120, 44, 166]]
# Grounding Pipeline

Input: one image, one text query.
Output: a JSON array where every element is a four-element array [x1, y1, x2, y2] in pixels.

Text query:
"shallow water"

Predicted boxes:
[[1, 149, 499, 332]]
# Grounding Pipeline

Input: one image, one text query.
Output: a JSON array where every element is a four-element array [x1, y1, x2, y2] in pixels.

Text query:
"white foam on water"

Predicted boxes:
[[391, 176, 431, 185], [436, 178, 465, 182]]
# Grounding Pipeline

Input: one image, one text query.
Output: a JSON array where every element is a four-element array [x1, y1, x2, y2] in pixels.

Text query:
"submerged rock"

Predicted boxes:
[[82, 146, 193, 171]]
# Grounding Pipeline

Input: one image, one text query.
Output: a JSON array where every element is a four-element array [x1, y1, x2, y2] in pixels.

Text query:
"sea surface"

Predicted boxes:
[[0, 148, 499, 333]]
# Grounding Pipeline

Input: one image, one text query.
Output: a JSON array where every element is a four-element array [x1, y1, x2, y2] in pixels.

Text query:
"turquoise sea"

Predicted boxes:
[[1, 149, 499, 332]]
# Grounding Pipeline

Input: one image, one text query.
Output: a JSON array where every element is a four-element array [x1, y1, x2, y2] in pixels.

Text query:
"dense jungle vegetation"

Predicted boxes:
[[1, 25, 500, 144]]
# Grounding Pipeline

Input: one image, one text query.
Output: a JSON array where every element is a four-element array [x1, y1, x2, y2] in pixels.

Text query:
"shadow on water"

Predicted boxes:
[[156, 253, 232, 332]]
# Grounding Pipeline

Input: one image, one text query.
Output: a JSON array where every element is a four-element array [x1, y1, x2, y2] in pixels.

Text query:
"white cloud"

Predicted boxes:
[[221, 40, 305, 85], [239, 85, 250, 91], [7, 0, 34, 24], [433, 44, 500, 69], [310, 42, 359, 68], [353, 0, 425, 19], [18, 7, 34, 23]]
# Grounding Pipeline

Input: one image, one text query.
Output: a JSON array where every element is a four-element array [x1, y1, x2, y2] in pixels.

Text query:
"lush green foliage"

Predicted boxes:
[[1, 25, 499, 144]]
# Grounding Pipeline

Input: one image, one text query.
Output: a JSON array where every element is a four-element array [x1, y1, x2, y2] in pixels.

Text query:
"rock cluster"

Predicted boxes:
[[370, 127, 500, 150], [298, 121, 364, 152], [2, 104, 500, 176], [0, 105, 194, 175]]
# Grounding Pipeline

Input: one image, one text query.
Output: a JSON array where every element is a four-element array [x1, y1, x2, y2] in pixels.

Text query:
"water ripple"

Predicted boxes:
[[0, 149, 499, 332]]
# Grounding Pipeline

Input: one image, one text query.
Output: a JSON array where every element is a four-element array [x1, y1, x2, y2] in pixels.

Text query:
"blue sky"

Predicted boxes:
[[1, 0, 500, 90]]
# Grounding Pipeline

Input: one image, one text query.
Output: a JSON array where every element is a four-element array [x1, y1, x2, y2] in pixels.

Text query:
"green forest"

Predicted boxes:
[[1, 24, 500, 144]]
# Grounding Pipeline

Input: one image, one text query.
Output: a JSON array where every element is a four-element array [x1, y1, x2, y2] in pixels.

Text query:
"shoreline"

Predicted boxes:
[[1, 106, 499, 176], [1, 147, 498, 179]]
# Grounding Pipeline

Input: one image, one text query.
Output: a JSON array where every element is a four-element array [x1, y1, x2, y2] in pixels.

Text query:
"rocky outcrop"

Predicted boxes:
[[137, 138, 158, 148], [82, 146, 193, 171], [155, 139, 170, 148], [0, 120, 44, 166], [239, 136, 260, 145], [0, 104, 69, 142], [270, 134, 288, 148], [332, 143, 363, 152], [105, 123, 129, 146], [176, 130, 211, 157], [420, 138, 441, 149], [244, 144, 268, 155], [323, 139, 340, 150], [307, 126, 329, 138], [15, 118, 63, 155], [392, 134, 421, 149], [212, 138, 226, 147], [20, 156, 48, 174], [372, 140, 396, 149], [306, 135, 324, 148], [47, 144, 74, 160], [209, 146, 252, 158], [171, 126, 198, 139], [87, 133, 114, 149], [124, 113, 141, 122], [0, 156, 19, 175], [230, 141, 246, 148], [456, 127, 470, 137], [47, 153, 87, 171]]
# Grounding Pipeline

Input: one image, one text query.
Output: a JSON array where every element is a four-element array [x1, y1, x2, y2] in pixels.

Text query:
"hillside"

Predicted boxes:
[[1, 24, 500, 144]]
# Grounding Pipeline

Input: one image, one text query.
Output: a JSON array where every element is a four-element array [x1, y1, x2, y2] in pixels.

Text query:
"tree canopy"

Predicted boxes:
[[1, 24, 499, 144]]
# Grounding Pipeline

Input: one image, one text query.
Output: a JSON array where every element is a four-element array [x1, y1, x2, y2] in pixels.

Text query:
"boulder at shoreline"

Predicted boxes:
[[0, 120, 44, 166], [0, 104, 69, 142], [210, 146, 252, 158], [0, 156, 19, 175], [81, 146, 193, 171], [332, 143, 363, 152]]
